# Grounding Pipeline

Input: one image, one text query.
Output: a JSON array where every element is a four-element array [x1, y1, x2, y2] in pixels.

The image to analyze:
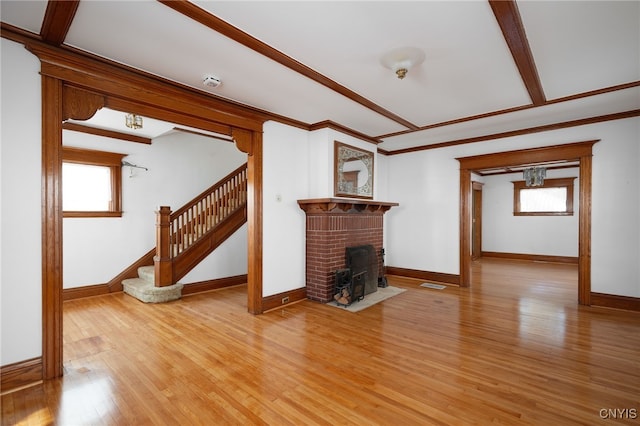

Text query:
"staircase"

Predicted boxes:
[[122, 266, 183, 303], [123, 163, 248, 303]]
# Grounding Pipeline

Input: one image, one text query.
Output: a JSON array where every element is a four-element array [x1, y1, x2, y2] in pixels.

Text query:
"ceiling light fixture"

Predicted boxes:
[[125, 113, 143, 130], [523, 167, 546, 187], [380, 47, 425, 80]]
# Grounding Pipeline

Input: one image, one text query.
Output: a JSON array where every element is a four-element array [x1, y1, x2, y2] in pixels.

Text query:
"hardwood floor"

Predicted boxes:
[[2, 258, 639, 425]]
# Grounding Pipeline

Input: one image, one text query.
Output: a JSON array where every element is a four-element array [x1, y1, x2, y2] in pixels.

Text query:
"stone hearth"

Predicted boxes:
[[298, 198, 398, 303]]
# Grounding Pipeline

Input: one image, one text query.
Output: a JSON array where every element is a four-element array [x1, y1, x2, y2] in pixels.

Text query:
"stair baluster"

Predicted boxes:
[[154, 163, 248, 287]]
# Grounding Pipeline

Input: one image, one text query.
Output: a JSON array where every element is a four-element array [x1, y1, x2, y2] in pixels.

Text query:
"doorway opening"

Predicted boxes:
[[38, 46, 265, 380], [457, 140, 597, 305], [471, 181, 483, 260]]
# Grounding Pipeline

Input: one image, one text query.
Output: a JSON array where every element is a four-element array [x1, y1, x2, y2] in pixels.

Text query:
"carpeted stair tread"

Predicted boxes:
[[137, 266, 155, 283], [122, 267, 183, 304]]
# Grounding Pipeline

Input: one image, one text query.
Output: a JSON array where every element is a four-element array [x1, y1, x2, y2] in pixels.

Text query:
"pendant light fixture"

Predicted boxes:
[[523, 167, 546, 187], [125, 113, 143, 130]]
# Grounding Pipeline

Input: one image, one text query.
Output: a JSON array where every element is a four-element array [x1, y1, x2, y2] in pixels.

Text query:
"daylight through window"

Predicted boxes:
[[513, 177, 576, 216], [62, 146, 126, 218], [63, 163, 112, 211]]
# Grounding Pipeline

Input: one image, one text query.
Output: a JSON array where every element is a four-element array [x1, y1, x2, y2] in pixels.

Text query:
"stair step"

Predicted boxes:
[[122, 278, 183, 304], [138, 266, 155, 283]]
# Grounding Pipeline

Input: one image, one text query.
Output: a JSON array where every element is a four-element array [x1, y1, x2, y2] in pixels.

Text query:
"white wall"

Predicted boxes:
[[385, 117, 640, 297], [385, 147, 461, 274], [1, 39, 43, 365], [306, 128, 379, 199], [262, 121, 309, 296], [307, 128, 332, 197], [2, 37, 638, 371], [261, 124, 383, 297], [481, 168, 579, 257], [591, 119, 640, 297], [63, 130, 247, 288]]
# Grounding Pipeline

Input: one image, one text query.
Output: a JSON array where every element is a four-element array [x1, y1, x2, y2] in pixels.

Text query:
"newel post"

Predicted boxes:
[[154, 206, 173, 287]]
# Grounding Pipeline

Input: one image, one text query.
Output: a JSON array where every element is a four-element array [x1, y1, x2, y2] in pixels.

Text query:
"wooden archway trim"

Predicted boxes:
[[30, 42, 266, 380], [457, 140, 597, 305], [231, 128, 264, 314], [62, 86, 105, 121], [28, 43, 265, 132], [41, 75, 64, 380]]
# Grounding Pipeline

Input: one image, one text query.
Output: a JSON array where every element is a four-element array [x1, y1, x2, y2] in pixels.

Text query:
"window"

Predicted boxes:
[[513, 177, 576, 216], [63, 147, 126, 217]]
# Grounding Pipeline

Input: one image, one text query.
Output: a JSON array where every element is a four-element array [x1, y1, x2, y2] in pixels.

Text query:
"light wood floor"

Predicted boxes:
[[2, 258, 639, 425]]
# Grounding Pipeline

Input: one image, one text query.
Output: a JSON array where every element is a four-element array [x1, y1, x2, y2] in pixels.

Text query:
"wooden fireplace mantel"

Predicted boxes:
[[297, 198, 399, 214], [298, 198, 398, 302]]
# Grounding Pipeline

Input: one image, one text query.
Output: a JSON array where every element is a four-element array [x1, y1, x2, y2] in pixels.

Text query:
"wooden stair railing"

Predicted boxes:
[[155, 163, 248, 286]]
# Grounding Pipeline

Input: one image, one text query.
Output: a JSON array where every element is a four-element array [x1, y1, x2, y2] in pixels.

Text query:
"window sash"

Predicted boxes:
[[62, 147, 125, 218], [63, 163, 112, 211], [513, 177, 575, 216]]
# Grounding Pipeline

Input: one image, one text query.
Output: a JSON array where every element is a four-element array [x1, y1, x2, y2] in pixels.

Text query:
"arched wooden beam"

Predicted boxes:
[[232, 128, 254, 156], [62, 86, 105, 121]]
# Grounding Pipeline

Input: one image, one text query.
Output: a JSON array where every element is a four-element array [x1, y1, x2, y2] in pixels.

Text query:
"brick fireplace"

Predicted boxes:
[[297, 198, 398, 302]]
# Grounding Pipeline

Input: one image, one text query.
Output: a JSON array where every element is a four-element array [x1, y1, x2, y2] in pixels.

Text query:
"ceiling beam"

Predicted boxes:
[[309, 121, 381, 145], [489, 0, 546, 105], [377, 81, 639, 140], [40, 0, 80, 45], [385, 109, 639, 156], [477, 163, 580, 177], [172, 127, 234, 142], [62, 122, 152, 144], [157, 0, 419, 131]]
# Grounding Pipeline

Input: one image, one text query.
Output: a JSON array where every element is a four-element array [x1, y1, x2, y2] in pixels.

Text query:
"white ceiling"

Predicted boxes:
[[1, 1, 638, 151]]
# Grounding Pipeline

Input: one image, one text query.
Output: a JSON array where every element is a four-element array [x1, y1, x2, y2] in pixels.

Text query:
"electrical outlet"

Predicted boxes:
[[281, 296, 289, 304]]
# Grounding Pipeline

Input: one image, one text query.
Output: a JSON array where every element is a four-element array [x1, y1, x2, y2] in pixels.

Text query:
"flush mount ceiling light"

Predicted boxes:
[[125, 113, 143, 130], [380, 46, 425, 80]]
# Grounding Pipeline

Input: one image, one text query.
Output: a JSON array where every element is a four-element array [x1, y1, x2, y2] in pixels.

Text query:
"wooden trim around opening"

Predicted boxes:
[[1, 357, 43, 394], [458, 140, 595, 305], [385, 267, 460, 286], [31, 35, 265, 382], [590, 293, 640, 312], [482, 252, 578, 264]]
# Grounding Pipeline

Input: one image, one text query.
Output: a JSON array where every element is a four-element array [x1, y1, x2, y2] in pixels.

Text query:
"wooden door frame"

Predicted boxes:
[[30, 43, 265, 379], [471, 181, 483, 260], [457, 140, 597, 305]]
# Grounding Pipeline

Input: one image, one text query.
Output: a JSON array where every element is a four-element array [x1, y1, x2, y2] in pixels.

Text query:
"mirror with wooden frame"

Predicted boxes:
[[334, 141, 374, 199]]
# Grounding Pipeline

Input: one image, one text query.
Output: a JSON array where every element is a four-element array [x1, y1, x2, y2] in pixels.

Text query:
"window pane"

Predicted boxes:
[[520, 187, 567, 212], [63, 163, 112, 211]]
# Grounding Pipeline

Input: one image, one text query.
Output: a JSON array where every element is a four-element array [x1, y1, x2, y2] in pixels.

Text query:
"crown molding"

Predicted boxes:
[[2, 22, 638, 155], [309, 121, 381, 145], [385, 110, 639, 156]]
